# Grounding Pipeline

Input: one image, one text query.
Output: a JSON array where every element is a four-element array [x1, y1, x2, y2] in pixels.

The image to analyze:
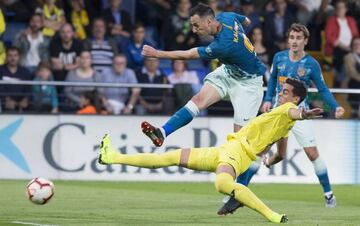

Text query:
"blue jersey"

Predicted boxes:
[[198, 12, 266, 78], [264, 50, 338, 109]]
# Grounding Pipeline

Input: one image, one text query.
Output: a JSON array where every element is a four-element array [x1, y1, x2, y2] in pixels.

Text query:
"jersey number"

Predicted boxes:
[[243, 34, 255, 53]]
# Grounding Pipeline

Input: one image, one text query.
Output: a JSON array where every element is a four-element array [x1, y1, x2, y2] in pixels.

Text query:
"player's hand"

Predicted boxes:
[[262, 101, 272, 112], [262, 156, 271, 169], [335, 106, 345, 119], [302, 108, 324, 119], [242, 17, 251, 27], [142, 45, 158, 58]]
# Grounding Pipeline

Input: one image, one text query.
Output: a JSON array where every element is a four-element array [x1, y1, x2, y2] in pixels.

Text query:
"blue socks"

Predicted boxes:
[[312, 157, 332, 195], [162, 101, 200, 137], [236, 160, 260, 186]]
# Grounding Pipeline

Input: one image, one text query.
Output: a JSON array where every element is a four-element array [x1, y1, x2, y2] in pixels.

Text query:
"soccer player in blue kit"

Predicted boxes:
[[141, 3, 266, 147], [218, 23, 345, 215]]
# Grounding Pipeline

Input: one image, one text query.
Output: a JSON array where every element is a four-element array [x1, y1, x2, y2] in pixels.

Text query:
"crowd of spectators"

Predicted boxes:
[[0, 0, 359, 118]]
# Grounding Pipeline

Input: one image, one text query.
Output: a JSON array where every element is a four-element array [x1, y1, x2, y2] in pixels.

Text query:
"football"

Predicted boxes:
[[26, 177, 55, 205]]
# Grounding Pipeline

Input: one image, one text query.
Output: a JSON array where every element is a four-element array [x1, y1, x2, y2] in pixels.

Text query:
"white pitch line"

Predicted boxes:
[[11, 221, 59, 226]]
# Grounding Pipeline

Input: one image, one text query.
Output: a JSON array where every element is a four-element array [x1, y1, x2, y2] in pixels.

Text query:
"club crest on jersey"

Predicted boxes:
[[297, 67, 306, 77]]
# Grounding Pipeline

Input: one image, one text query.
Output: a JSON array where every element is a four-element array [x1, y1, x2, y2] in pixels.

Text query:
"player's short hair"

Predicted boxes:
[[287, 23, 310, 39], [190, 3, 215, 18], [285, 78, 307, 104]]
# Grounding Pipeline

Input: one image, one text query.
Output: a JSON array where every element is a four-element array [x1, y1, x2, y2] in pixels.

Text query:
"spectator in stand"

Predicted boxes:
[[263, 0, 297, 60], [239, 0, 261, 36], [0, 8, 6, 66], [98, 54, 140, 115], [123, 23, 151, 71], [0, 47, 32, 112], [64, 51, 101, 111], [344, 37, 360, 118], [162, 0, 197, 50], [69, 0, 90, 40], [32, 63, 58, 113], [325, 0, 359, 87], [77, 91, 97, 114], [83, 18, 118, 74], [0, 0, 33, 22], [102, 0, 132, 43], [15, 14, 50, 74], [168, 60, 200, 85], [249, 26, 270, 84], [206, 0, 222, 15], [135, 57, 170, 115], [36, 0, 66, 37], [50, 23, 82, 83]]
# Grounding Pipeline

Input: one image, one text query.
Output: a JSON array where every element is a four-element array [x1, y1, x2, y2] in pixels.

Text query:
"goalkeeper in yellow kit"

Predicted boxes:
[[98, 78, 323, 223]]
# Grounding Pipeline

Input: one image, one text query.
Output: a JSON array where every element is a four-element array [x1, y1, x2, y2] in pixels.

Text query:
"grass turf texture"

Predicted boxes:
[[0, 180, 359, 226]]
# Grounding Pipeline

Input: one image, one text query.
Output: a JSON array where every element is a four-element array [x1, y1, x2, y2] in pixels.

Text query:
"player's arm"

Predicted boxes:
[[311, 61, 345, 118], [264, 138, 288, 168], [262, 56, 279, 112], [142, 45, 199, 60], [288, 107, 324, 120]]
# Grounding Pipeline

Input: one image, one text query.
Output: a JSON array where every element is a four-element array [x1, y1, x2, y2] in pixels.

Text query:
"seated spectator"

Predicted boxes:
[[32, 63, 58, 113], [263, 0, 297, 59], [36, 0, 65, 37], [325, 0, 359, 87], [77, 91, 97, 114], [69, 0, 90, 40], [344, 37, 360, 118], [135, 57, 171, 115], [15, 14, 50, 74], [123, 23, 151, 71], [168, 60, 200, 85], [50, 23, 82, 82], [240, 0, 261, 36], [102, 0, 132, 42], [98, 54, 140, 115], [0, 47, 32, 112], [83, 18, 118, 74], [64, 51, 101, 111], [162, 0, 197, 50]]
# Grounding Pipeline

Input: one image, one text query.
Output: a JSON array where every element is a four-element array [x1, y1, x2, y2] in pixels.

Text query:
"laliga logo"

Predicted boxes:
[[0, 118, 31, 173]]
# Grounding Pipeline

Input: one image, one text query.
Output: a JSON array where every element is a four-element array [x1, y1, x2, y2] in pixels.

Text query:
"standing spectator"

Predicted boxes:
[[36, 0, 66, 37], [239, 0, 261, 36], [32, 63, 58, 113], [325, 0, 359, 87], [69, 0, 90, 40], [15, 14, 50, 74], [263, 0, 297, 60], [64, 51, 101, 111], [102, 0, 132, 42], [0, 47, 32, 112], [123, 23, 151, 71], [83, 18, 118, 74], [50, 23, 82, 82], [135, 57, 170, 115], [344, 37, 360, 118], [162, 0, 197, 50], [98, 54, 140, 115]]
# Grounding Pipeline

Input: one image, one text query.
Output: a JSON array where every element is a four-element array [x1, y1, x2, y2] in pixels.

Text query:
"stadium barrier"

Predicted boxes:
[[0, 114, 359, 184]]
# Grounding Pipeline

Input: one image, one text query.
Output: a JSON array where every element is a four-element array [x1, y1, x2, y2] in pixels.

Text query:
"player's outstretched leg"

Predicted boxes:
[[98, 134, 181, 167], [215, 165, 288, 223], [141, 100, 200, 147]]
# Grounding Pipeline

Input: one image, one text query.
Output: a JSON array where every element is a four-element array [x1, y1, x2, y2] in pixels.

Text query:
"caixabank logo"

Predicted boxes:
[[0, 118, 30, 173]]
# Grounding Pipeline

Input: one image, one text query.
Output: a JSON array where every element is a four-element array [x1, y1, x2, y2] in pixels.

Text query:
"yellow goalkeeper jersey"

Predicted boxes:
[[227, 102, 298, 160]]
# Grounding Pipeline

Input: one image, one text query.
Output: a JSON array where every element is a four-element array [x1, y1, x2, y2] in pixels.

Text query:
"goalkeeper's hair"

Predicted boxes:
[[285, 78, 307, 104]]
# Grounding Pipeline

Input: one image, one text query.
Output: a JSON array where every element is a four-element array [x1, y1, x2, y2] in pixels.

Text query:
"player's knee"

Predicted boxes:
[[304, 147, 319, 161], [215, 173, 234, 195], [191, 94, 207, 110]]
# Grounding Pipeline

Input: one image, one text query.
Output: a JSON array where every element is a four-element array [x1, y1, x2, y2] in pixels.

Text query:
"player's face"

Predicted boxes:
[[288, 30, 308, 53], [190, 15, 211, 36], [278, 83, 299, 105]]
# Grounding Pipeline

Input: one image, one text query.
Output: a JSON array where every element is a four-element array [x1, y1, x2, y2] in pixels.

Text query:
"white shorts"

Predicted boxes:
[[291, 119, 317, 148], [204, 65, 264, 126]]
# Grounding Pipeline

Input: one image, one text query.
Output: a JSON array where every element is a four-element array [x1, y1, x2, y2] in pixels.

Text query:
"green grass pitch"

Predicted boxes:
[[0, 180, 359, 226]]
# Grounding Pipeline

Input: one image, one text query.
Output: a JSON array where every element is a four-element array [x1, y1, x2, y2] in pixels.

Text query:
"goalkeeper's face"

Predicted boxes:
[[278, 84, 300, 105]]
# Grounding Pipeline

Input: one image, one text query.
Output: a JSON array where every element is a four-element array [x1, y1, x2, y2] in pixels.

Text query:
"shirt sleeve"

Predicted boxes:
[[264, 54, 279, 102], [197, 42, 221, 60], [310, 60, 338, 109]]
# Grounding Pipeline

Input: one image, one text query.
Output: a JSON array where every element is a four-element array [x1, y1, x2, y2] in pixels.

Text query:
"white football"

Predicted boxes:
[[26, 177, 55, 205]]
